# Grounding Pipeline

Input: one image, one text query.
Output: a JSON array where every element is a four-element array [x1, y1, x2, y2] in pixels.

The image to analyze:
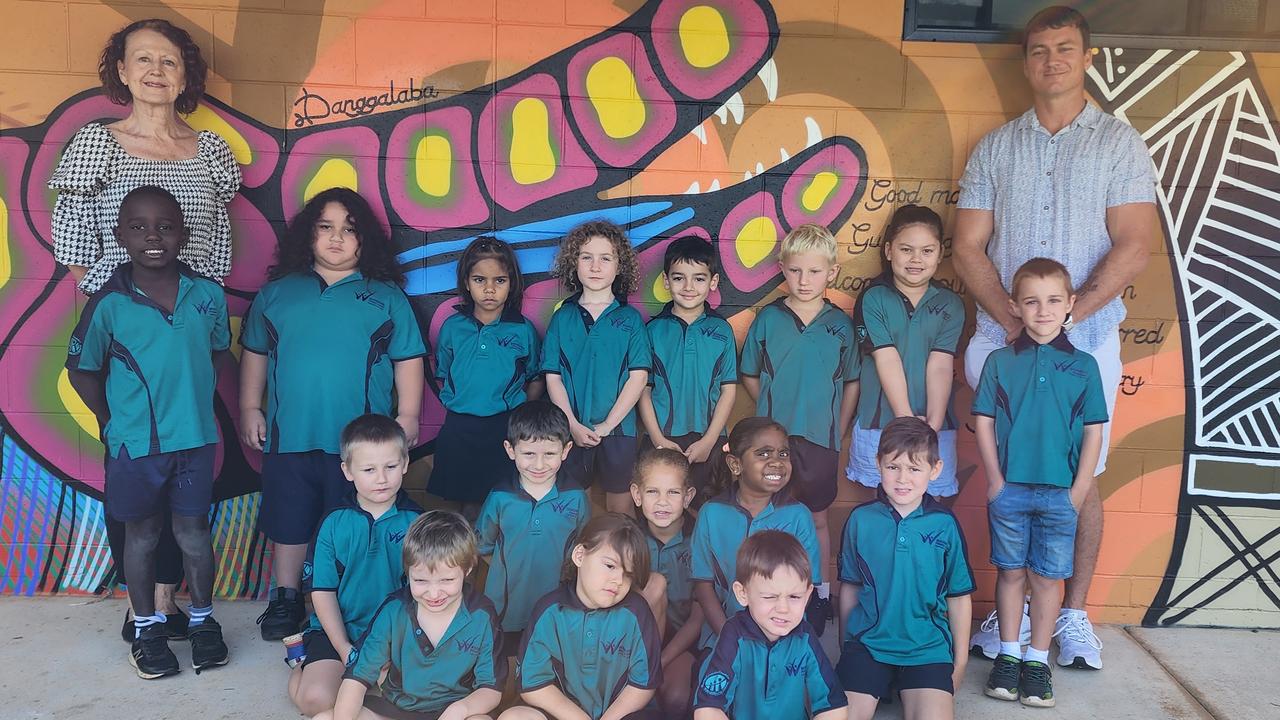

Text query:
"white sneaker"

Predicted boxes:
[[971, 605, 1032, 660], [1053, 612, 1103, 670]]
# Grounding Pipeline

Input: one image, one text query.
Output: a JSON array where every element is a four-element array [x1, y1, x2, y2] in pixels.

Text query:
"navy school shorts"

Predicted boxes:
[[300, 629, 344, 668], [104, 443, 216, 522], [787, 436, 839, 512], [561, 434, 638, 493], [259, 450, 349, 545], [836, 639, 954, 697]]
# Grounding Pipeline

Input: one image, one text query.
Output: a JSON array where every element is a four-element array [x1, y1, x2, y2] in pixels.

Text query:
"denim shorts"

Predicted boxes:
[[987, 482, 1078, 579], [846, 424, 959, 497]]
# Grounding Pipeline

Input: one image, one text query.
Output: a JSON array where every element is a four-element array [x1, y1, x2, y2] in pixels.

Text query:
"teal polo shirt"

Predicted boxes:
[[838, 490, 974, 665], [436, 307, 541, 416], [346, 587, 505, 713], [539, 294, 651, 436], [476, 478, 590, 632], [66, 262, 229, 459], [303, 493, 421, 639], [740, 298, 859, 450], [644, 516, 695, 633], [645, 303, 738, 438], [694, 611, 846, 720], [853, 274, 965, 430], [690, 489, 822, 647], [240, 270, 427, 454], [972, 331, 1109, 488], [519, 583, 663, 719]]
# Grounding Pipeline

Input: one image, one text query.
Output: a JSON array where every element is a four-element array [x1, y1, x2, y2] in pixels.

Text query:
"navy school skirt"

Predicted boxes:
[[427, 410, 514, 503]]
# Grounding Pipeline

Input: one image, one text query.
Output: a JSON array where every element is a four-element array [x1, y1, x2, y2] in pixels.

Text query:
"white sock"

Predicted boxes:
[[816, 583, 830, 600], [1025, 646, 1049, 664], [999, 641, 1022, 659]]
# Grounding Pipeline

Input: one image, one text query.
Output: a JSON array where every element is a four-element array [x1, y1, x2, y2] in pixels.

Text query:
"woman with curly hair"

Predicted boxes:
[[239, 188, 426, 641], [541, 219, 652, 514], [48, 18, 241, 650]]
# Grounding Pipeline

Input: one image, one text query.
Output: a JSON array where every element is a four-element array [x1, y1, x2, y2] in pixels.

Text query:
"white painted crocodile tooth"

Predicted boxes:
[[780, 146, 790, 162], [757, 58, 778, 102], [804, 116, 822, 149], [755, 161, 764, 176], [684, 180, 701, 194], [690, 123, 707, 145], [743, 170, 753, 181], [708, 178, 721, 191], [726, 92, 745, 124], [715, 104, 729, 124]]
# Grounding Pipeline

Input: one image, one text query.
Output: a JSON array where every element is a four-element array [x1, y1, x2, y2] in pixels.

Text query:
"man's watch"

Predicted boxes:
[[1062, 313, 1075, 331]]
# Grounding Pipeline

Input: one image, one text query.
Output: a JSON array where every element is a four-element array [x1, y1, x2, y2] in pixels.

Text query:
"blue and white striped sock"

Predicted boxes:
[[134, 613, 166, 639], [189, 605, 213, 627]]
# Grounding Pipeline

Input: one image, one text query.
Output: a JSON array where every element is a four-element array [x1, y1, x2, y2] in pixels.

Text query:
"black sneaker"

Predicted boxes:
[[189, 617, 230, 673], [984, 653, 1021, 701], [129, 624, 180, 679], [1019, 660, 1055, 707], [257, 587, 305, 641], [804, 594, 832, 637], [121, 609, 191, 643]]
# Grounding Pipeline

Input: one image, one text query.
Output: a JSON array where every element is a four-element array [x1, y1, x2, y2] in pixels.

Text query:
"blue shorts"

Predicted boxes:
[[987, 482, 1078, 579], [846, 425, 959, 497], [562, 435, 638, 493], [105, 444, 216, 522], [259, 450, 349, 545], [788, 436, 839, 512], [836, 639, 953, 696]]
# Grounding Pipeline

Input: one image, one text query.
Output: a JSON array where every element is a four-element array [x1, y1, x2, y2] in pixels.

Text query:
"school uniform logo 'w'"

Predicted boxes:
[[609, 316, 635, 332], [1053, 359, 1088, 379], [785, 659, 805, 676], [925, 303, 952, 322], [919, 529, 949, 550], [600, 636, 631, 657], [387, 530, 407, 544], [353, 288, 387, 311], [455, 636, 482, 655], [496, 334, 525, 352], [194, 299, 216, 316], [823, 323, 849, 340], [550, 498, 579, 520]]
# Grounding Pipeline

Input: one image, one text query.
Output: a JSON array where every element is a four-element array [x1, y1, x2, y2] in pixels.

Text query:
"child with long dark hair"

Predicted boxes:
[[428, 236, 543, 519], [239, 187, 426, 641]]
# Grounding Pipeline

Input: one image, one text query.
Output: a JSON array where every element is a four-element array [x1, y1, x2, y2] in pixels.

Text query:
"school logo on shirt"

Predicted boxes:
[[699, 325, 729, 342], [193, 298, 217, 316], [919, 529, 949, 551], [387, 530, 407, 544], [823, 322, 849, 341], [785, 659, 806, 676], [600, 636, 632, 657], [701, 671, 730, 696], [455, 636, 482, 655], [550, 498, 579, 520], [68, 337, 82, 355], [925, 302, 953, 323], [496, 334, 526, 353], [353, 288, 387, 311], [608, 315, 635, 332], [1053, 359, 1088, 379], [676, 549, 692, 570]]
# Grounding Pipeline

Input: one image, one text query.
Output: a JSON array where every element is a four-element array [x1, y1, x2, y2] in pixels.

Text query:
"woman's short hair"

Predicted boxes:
[[99, 19, 209, 115]]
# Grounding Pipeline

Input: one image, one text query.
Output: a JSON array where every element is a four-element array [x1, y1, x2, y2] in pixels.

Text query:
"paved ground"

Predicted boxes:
[[2, 596, 1274, 719]]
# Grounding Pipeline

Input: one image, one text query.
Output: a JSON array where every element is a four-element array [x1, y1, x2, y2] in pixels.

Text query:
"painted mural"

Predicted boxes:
[[0, 0, 1275, 627]]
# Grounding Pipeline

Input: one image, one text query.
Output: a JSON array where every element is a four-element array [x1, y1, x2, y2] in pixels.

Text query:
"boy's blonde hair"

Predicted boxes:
[[402, 510, 479, 573], [780, 223, 837, 264], [1011, 257, 1073, 298]]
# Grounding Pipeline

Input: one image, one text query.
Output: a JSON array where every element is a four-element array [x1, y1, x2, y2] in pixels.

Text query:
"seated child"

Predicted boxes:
[[500, 513, 664, 720], [637, 236, 738, 499], [974, 258, 1106, 708], [66, 185, 230, 679], [287, 414, 422, 716], [317, 510, 505, 720], [693, 531, 847, 720], [629, 448, 702, 716], [836, 417, 974, 720], [476, 401, 589, 657], [692, 418, 821, 653]]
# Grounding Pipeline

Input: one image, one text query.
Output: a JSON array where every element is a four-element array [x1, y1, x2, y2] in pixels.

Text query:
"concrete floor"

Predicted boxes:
[[1, 596, 1272, 719]]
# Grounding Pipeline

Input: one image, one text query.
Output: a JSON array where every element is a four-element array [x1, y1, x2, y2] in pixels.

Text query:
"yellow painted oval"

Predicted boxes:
[[652, 273, 672, 302], [735, 216, 778, 268], [187, 105, 251, 166], [586, 57, 646, 139], [304, 158, 358, 203], [802, 171, 840, 212], [416, 134, 452, 197], [510, 98, 556, 185], [58, 368, 100, 439], [679, 6, 730, 69], [0, 195, 10, 289]]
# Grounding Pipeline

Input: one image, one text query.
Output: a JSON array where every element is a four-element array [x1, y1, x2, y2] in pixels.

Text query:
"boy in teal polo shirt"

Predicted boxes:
[[476, 401, 589, 656], [837, 417, 974, 720], [638, 236, 738, 498], [542, 220, 651, 515], [694, 531, 846, 720], [740, 224, 859, 628], [319, 511, 504, 720], [846, 205, 966, 502], [973, 258, 1107, 708], [66, 186, 230, 679], [287, 414, 421, 717]]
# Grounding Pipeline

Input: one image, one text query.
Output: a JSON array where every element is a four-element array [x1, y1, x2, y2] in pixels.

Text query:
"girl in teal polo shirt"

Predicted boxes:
[[428, 237, 543, 519]]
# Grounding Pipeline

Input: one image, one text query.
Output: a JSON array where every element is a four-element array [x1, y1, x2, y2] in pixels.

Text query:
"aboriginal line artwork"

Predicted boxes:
[[1087, 49, 1280, 625]]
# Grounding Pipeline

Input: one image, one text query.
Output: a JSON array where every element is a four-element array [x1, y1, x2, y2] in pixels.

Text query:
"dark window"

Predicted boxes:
[[904, 0, 1280, 50]]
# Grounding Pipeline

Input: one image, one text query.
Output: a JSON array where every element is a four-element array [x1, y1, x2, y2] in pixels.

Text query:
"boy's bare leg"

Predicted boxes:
[[1063, 484, 1102, 610], [155, 583, 180, 615], [273, 542, 309, 589], [497, 707, 549, 720], [812, 508, 831, 585], [605, 491, 634, 516], [639, 574, 667, 634], [995, 568, 1028, 648], [289, 659, 345, 716], [901, 688, 953, 720], [658, 652, 694, 716], [844, 691, 878, 720], [1027, 573, 1062, 653]]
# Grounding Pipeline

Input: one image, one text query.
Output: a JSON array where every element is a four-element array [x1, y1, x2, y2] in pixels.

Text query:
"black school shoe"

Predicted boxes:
[[189, 617, 230, 672], [121, 608, 190, 643], [1018, 660, 1055, 707], [804, 594, 832, 636], [130, 624, 181, 679], [984, 654, 1022, 701], [257, 587, 305, 641]]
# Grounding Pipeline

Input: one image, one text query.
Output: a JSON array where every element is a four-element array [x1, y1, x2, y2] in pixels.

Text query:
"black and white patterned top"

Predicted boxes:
[[49, 122, 242, 294]]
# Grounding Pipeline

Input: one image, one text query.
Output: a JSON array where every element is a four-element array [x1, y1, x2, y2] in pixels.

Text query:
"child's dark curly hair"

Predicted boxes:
[[269, 187, 404, 284], [549, 220, 639, 297]]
